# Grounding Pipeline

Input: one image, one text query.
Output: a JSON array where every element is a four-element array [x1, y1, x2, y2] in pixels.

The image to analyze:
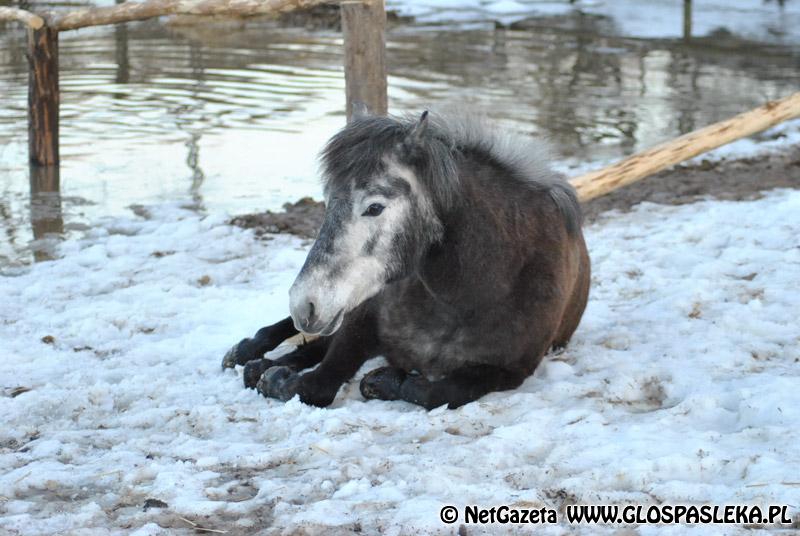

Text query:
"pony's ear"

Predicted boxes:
[[408, 110, 429, 142], [351, 101, 370, 120]]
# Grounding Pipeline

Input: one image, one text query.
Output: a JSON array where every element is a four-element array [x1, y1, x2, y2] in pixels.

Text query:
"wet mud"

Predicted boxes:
[[581, 147, 800, 222], [230, 197, 325, 240]]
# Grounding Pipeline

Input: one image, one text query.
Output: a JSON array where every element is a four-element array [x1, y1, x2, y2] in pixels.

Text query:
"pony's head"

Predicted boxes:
[[289, 111, 456, 335]]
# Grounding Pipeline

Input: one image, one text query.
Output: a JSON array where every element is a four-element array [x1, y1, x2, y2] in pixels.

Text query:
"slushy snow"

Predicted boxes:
[[1, 185, 799, 534]]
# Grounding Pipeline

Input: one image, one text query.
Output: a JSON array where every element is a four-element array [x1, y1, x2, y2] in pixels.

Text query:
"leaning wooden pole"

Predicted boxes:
[[27, 25, 60, 167], [570, 92, 800, 202], [341, 0, 388, 122]]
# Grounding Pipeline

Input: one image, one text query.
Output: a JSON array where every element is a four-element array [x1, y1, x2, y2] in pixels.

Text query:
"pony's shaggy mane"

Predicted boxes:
[[320, 112, 582, 234]]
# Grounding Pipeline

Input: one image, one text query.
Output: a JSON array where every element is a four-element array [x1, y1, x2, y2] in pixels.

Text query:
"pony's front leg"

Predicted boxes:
[[221, 316, 298, 369], [360, 364, 527, 410], [257, 308, 379, 407], [242, 336, 330, 389]]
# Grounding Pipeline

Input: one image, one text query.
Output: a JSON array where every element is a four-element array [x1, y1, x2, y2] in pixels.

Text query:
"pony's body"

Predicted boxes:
[[223, 112, 590, 409], [377, 152, 589, 379]]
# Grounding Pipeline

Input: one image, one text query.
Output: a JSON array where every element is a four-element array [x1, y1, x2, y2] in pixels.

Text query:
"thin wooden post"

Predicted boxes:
[[27, 25, 60, 167], [683, 0, 692, 41], [341, 0, 388, 122], [115, 0, 130, 84]]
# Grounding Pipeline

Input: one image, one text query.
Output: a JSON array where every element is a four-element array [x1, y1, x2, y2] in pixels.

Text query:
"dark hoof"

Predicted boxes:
[[243, 358, 274, 389], [221, 338, 258, 369], [221, 344, 240, 369], [360, 367, 407, 401], [257, 366, 300, 401]]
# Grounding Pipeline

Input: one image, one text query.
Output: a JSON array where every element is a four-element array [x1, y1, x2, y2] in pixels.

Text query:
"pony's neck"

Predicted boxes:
[[416, 188, 519, 311]]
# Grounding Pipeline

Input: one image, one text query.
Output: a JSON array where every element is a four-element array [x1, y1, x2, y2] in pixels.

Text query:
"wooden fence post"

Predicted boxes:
[[27, 25, 60, 167], [115, 0, 130, 84], [683, 0, 692, 40], [341, 0, 388, 122]]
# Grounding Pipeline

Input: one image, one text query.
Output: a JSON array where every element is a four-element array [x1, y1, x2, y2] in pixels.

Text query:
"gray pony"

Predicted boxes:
[[222, 110, 590, 409]]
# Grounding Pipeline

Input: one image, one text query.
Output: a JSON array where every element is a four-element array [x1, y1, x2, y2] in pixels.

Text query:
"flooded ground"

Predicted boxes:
[[1, 0, 799, 266]]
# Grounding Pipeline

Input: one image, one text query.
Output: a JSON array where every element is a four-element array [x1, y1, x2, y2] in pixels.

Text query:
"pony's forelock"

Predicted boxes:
[[319, 112, 582, 232]]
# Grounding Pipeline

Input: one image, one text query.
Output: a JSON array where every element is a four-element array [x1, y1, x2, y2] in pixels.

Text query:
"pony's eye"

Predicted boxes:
[[362, 203, 385, 217]]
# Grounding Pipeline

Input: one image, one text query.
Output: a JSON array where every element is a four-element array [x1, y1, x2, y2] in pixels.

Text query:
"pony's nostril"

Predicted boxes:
[[291, 298, 320, 333], [306, 301, 316, 325]]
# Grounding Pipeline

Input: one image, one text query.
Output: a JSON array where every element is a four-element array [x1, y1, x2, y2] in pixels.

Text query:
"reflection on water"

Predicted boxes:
[[29, 165, 63, 262], [1, 1, 799, 267]]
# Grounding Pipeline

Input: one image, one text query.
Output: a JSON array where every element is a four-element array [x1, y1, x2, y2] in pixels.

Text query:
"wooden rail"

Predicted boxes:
[[47, 0, 332, 31], [0, 7, 45, 28]]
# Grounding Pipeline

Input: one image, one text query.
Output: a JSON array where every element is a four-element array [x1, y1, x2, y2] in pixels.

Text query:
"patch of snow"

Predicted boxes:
[[2, 189, 800, 533]]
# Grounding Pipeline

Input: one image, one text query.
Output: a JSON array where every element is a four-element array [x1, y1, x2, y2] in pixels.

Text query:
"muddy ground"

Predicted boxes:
[[230, 197, 325, 240], [230, 147, 800, 239], [581, 146, 800, 221]]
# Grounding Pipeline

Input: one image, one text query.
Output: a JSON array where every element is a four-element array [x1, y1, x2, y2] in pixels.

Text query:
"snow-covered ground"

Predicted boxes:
[[1, 179, 799, 533]]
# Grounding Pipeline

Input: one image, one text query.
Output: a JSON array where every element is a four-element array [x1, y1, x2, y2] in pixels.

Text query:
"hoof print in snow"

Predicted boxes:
[[360, 367, 407, 401], [257, 366, 299, 401], [143, 498, 168, 511], [243, 358, 274, 389]]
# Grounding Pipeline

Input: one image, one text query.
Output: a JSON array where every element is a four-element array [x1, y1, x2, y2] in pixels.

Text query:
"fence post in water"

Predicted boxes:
[[341, 0, 388, 122], [683, 0, 692, 40], [29, 164, 63, 262], [27, 25, 60, 167]]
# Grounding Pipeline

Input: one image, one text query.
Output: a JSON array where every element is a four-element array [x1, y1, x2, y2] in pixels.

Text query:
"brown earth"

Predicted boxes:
[[230, 147, 800, 238], [230, 197, 325, 240], [581, 146, 800, 221]]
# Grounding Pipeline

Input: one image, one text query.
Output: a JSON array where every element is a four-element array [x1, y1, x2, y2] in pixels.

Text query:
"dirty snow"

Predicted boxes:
[[1, 184, 800, 534]]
